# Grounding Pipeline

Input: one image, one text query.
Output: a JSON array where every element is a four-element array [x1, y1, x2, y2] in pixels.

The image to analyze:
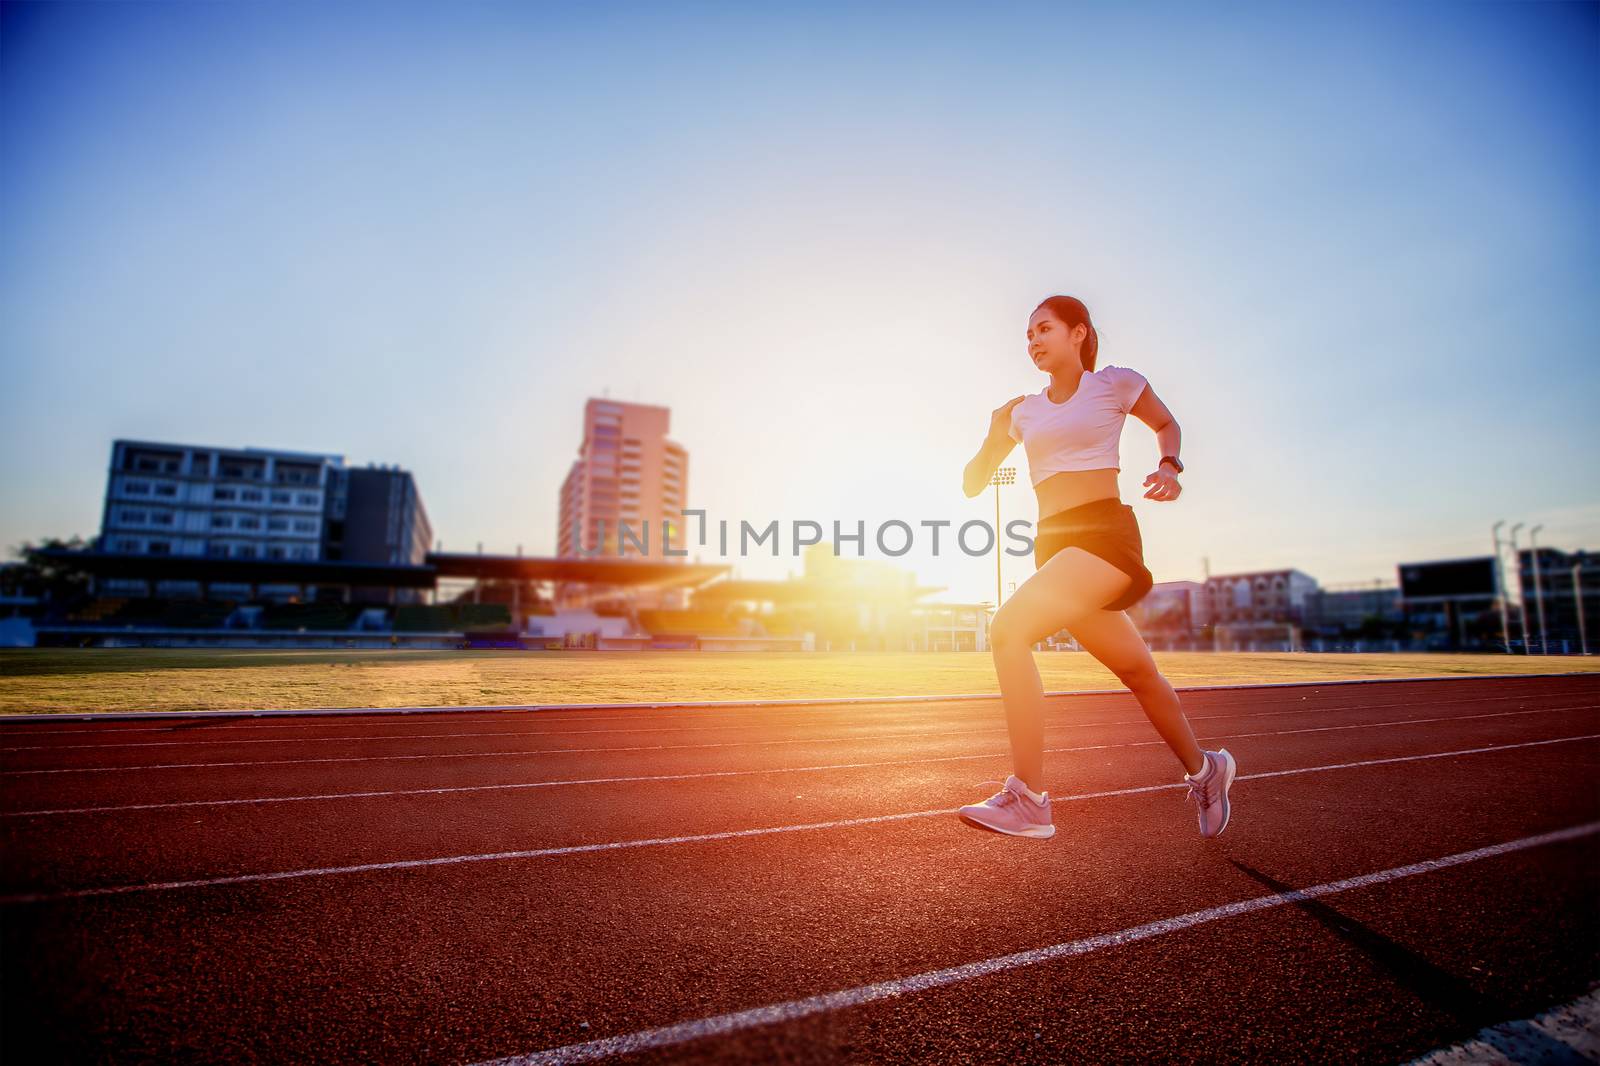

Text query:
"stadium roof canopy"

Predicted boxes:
[[690, 579, 946, 604], [38, 550, 435, 588], [37, 549, 729, 591], [428, 553, 727, 588]]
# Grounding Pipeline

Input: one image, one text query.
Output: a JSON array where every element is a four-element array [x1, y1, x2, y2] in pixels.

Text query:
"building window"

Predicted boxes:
[[214, 488, 236, 501], [211, 515, 234, 529], [296, 493, 319, 506], [241, 490, 264, 502], [123, 480, 152, 495], [154, 483, 178, 497], [150, 512, 175, 526], [238, 517, 261, 530], [115, 538, 141, 552], [119, 508, 148, 523], [293, 519, 316, 532], [235, 545, 257, 559], [147, 541, 172, 554], [271, 491, 291, 504], [268, 518, 288, 531]]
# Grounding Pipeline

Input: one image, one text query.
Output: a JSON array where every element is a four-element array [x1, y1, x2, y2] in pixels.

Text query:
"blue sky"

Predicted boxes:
[[2, 0, 1596, 603]]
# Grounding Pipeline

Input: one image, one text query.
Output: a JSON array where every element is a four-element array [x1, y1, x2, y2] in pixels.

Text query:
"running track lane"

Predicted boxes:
[[1, 674, 1597, 1063], [3, 674, 1595, 801]]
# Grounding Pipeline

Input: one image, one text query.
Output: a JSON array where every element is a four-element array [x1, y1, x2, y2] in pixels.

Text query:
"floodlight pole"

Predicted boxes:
[[1529, 525, 1548, 654], [1573, 557, 1589, 656], [989, 466, 1017, 609], [1492, 520, 1511, 653], [1509, 523, 1527, 653]]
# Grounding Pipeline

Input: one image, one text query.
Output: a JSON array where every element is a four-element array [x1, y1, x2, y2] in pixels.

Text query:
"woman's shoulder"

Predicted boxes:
[[1095, 364, 1148, 391], [1095, 364, 1150, 410]]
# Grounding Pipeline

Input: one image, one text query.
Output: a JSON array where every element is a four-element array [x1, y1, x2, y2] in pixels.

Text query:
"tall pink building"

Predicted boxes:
[[557, 398, 689, 564]]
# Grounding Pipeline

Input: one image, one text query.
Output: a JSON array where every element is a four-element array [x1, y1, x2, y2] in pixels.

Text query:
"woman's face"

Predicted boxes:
[[1026, 309, 1086, 374]]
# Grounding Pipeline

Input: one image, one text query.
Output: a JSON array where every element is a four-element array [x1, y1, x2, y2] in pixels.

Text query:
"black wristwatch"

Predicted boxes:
[[1159, 455, 1184, 474]]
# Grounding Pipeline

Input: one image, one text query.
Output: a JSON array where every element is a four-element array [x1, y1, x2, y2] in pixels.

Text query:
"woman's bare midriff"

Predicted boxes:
[[1032, 468, 1121, 518]]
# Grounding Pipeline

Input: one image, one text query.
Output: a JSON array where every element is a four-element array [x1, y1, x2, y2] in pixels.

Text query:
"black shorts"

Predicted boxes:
[[1033, 497, 1155, 612]]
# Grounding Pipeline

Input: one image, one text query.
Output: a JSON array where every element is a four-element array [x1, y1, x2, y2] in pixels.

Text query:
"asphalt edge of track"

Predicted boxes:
[[1401, 982, 1600, 1065], [1, 670, 1595, 724]]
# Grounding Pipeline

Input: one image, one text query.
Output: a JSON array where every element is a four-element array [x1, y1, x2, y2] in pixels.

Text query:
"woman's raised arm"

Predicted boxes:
[[963, 395, 1025, 497]]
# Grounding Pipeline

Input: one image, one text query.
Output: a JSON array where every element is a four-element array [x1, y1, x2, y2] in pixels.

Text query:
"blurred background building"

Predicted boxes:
[[557, 399, 688, 554], [97, 439, 432, 604]]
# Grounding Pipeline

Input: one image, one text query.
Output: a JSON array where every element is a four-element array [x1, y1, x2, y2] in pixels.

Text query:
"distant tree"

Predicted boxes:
[[4, 536, 93, 602], [1356, 614, 1397, 640]]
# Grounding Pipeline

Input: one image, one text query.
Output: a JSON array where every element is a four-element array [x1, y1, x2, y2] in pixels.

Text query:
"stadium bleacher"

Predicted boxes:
[[394, 604, 513, 633], [637, 608, 749, 638]]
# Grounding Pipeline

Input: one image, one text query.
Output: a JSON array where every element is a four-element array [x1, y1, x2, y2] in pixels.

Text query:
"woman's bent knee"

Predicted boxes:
[[989, 610, 1027, 649], [1117, 658, 1165, 693]]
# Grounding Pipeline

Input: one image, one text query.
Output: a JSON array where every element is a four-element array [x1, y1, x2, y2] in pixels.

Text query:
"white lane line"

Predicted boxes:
[[0, 725, 993, 775], [4, 691, 1588, 752], [4, 672, 1593, 735], [2, 706, 1586, 818], [1, 733, 1595, 905], [7, 700, 1596, 778], [471, 821, 1600, 1066], [0, 723, 1005, 752]]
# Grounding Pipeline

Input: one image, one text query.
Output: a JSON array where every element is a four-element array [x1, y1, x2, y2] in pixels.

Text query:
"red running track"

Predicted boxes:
[[2, 673, 1597, 1063]]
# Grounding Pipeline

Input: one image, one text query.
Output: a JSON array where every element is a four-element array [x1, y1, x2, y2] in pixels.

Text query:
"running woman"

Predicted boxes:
[[956, 294, 1235, 840]]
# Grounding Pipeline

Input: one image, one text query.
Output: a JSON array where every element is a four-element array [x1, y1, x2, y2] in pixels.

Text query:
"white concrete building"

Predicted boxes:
[[98, 439, 343, 596]]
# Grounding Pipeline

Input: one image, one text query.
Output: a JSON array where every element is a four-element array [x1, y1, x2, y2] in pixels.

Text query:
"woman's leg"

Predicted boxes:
[[988, 546, 1134, 794], [1067, 605, 1205, 776]]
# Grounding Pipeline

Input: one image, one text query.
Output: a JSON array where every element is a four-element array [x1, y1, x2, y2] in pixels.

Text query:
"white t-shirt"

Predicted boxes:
[[1009, 365, 1149, 486]]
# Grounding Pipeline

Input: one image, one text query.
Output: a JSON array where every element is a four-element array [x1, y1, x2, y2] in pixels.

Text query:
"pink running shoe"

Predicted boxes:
[[957, 775, 1055, 839], [1185, 748, 1237, 838]]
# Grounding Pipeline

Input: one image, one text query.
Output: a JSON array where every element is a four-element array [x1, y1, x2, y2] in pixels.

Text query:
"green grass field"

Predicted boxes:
[[0, 649, 1594, 715]]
